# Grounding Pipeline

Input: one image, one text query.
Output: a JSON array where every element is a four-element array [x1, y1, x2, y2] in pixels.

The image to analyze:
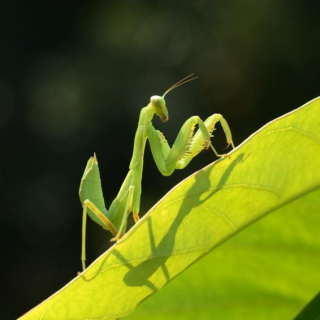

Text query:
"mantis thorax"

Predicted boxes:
[[150, 95, 168, 122]]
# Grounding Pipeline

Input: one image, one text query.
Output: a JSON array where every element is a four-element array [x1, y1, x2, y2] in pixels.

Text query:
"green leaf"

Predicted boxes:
[[19, 97, 320, 320], [125, 183, 320, 320]]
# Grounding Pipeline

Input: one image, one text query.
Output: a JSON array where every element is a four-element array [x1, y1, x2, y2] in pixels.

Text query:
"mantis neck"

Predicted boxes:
[[129, 104, 156, 171], [137, 104, 156, 126]]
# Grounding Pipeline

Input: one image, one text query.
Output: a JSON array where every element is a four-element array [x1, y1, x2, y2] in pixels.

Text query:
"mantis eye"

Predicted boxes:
[[150, 95, 163, 107]]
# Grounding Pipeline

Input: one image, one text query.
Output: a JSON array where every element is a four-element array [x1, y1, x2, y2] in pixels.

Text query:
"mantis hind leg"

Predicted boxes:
[[81, 200, 117, 271]]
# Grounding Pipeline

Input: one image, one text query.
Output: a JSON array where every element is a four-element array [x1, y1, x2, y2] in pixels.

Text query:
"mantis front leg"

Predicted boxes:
[[147, 114, 234, 176]]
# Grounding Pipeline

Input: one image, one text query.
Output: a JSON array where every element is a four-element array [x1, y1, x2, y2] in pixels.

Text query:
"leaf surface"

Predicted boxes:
[[125, 186, 320, 320], [19, 98, 320, 320]]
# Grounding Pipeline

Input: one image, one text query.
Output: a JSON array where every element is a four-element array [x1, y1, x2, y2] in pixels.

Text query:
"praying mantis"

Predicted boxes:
[[79, 74, 235, 270]]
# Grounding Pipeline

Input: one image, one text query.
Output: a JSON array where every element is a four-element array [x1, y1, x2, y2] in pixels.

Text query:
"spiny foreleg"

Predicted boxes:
[[177, 113, 234, 169], [147, 115, 223, 176]]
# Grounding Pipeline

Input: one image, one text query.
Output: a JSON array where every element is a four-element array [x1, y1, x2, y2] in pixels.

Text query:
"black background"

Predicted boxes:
[[1, 1, 320, 319]]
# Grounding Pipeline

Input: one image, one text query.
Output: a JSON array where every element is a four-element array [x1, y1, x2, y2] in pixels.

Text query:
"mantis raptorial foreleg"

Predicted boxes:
[[79, 74, 235, 270], [177, 113, 234, 169], [147, 114, 233, 175]]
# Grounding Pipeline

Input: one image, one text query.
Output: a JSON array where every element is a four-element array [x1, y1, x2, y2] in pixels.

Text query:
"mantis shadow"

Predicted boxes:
[[292, 292, 320, 320], [112, 153, 245, 291]]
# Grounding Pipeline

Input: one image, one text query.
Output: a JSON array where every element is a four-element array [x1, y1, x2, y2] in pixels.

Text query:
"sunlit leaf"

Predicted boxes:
[[126, 185, 320, 320], [19, 97, 320, 320]]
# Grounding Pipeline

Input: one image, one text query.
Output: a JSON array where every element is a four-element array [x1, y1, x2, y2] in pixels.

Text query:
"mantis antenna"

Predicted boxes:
[[163, 74, 198, 97]]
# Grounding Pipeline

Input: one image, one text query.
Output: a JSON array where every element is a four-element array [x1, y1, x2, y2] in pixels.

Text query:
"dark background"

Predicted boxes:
[[1, 1, 319, 319]]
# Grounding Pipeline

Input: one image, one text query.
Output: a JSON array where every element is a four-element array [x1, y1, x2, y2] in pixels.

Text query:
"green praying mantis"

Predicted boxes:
[[79, 74, 235, 270]]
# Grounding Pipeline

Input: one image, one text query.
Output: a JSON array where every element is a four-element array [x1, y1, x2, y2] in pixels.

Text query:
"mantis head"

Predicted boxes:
[[150, 74, 198, 123], [150, 96, 169, 122], [152, 74, 198, 122]]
